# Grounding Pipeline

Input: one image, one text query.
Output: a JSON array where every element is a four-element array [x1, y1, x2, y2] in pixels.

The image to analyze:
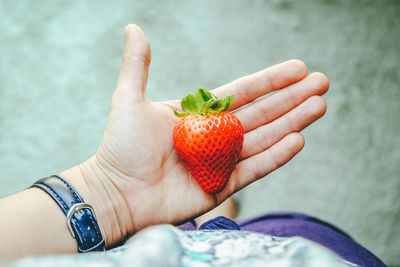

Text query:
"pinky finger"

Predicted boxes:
[[232, 132, 305, 192]]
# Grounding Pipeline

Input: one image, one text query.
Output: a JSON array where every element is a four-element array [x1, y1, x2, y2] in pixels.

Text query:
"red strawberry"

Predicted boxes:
[[173, 88, 244, 194]]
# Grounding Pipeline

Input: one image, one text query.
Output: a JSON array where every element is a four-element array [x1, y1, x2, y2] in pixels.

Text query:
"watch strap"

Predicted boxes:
[[31, 175, 105, 252]]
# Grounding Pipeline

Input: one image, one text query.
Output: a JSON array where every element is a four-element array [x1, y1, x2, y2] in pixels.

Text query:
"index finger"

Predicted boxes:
[[211, 59, 308, 110]]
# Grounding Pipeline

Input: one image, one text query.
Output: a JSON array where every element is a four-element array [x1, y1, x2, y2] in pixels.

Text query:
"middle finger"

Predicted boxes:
[[234, 72, 329, 132]]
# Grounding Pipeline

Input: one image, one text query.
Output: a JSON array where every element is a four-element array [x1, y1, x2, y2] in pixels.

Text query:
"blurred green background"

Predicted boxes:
[[0, 0, 399, 265]]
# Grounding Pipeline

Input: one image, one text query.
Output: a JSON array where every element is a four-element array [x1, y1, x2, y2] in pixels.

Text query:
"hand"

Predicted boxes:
[[66, 24, 329, 247]]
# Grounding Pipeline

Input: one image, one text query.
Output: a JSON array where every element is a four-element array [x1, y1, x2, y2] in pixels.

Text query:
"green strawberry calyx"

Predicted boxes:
[[174, 88, 234, 118]]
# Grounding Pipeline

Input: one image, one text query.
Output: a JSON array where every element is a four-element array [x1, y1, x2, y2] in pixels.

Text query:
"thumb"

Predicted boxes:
[[114, 24, 151, 104]]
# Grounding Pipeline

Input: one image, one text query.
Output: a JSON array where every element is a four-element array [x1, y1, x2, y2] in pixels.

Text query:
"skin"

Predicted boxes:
[[0, 24, 329, 262]]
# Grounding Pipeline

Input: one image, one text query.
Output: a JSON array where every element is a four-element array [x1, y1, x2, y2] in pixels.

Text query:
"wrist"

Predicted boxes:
[[60, 156, 134, 247]]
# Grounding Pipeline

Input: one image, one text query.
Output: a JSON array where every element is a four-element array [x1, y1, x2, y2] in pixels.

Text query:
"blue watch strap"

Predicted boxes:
[[31, 175, 105, 252]]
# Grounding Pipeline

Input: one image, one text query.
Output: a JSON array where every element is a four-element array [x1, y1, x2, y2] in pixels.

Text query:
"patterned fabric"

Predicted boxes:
[[8, 225, 357, 267]]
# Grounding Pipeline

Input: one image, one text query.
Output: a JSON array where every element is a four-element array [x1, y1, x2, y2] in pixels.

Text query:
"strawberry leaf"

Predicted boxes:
[[181, 94, 198, 113], [174, 88, 234, 118], [173, 109, 190, 118], [220, 95, 234, 111], [209, 99, 223, 112], [196, 88, 213, 103], [209, 95, 234, 113], [199, 99, 214, 114]]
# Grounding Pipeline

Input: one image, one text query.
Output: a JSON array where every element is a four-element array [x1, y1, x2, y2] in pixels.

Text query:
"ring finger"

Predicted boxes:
[[239, 95, 327, 160]]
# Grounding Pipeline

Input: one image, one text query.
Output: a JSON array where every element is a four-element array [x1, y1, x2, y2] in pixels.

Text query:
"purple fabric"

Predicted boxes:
[[178, 212, 386, 267], [177, 220, 197, 231], [238, 212, 386, 267]]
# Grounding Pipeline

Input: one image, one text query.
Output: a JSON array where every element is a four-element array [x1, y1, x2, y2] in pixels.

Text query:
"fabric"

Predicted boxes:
[[8, 225, 356, 267], [199, 216, 241, 230], [179, 212, 386, 267]]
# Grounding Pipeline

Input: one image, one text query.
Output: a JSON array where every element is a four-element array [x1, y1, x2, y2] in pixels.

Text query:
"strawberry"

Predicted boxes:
[[173, 88, 244, 194]]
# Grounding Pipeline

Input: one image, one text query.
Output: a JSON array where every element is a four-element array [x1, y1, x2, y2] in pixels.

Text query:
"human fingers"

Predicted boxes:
[[113, 24, 151, 105], [233, 132, 305, 191], [211, 59, 308, 110], [239, 96, 326, 160], [235, 72, 329, 132]]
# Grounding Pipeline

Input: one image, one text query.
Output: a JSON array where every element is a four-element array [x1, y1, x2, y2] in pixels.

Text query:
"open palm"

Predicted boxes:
[[91, 25, 329, 238]]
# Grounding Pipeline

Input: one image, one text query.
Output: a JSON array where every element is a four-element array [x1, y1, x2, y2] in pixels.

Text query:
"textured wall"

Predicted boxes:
[[0, 0, 399, 265]]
